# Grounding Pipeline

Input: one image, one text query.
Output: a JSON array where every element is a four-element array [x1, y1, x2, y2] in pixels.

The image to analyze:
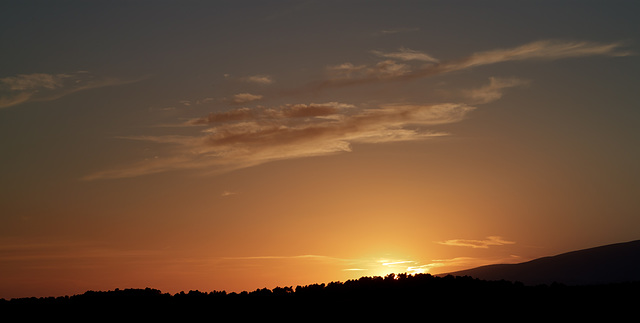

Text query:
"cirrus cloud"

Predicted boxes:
[[465, 77, 531, 104], [0, 71, 146, 109], [84, 39, 631, 180], [242, 74, 274, 85], [438, 236, 516, 249], [83, 101, 472, 180], [227, 92, 264, 104], [372, 47, 439, 63], [292, 40, 630, 95]]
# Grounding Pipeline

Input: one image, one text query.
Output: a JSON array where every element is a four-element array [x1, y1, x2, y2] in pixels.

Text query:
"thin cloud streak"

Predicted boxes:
[[222, 254, 437, 276], [284, 40, 630, 96], [465, 77, 531, 104], [221, 190, 238, 197], [83, 40, 630, 180], [0, 72, 147, 109], [0, 239, 161, 262], [372, 47, 439, 63], [374, 27, 420, 36], [242, 75, 274, 85], [82, 102, 472, 180], [221, 255, 342, 261], [228, 93, 263, 104], [438, 236, 516, 249]]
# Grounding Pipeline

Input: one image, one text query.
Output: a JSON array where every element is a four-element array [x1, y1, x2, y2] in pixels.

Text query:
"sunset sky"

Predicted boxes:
[[2, 1, 639, 299]]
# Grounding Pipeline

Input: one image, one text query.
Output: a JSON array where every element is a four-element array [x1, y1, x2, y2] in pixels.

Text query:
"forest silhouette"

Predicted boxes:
[[2, 273, 637, 320]]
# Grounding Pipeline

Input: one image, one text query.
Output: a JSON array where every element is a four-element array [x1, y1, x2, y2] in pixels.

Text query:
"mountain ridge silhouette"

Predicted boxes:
[[2, 240, 639, 319], [441, 239, 640, 285]]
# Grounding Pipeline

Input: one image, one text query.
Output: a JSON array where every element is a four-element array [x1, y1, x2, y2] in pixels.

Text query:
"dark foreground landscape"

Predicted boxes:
[[3, 240, 639, 320], [3, 275, 639, 320]]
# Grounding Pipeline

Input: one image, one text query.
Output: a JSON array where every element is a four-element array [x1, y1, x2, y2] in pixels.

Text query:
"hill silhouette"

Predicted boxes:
[[2, 240, 639, 320], [2, 275, 637, 320], [442, 239, 640, 285]]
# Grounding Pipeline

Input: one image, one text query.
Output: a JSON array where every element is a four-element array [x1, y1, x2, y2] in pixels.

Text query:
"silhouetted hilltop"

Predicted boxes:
[[2, 240, 639, 319], [443, 239, 640, 286], [2, 273, 638, 320]]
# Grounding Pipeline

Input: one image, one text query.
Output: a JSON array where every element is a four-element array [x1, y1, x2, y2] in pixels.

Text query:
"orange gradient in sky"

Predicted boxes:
[[1, 1, 639, 300]]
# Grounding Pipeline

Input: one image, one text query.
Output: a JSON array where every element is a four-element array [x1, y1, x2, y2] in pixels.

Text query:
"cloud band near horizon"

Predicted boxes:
[[438, 236, 516, 249]]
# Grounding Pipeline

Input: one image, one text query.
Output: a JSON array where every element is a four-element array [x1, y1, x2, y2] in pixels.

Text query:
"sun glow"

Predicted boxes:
[[365, 258, 431, 277]]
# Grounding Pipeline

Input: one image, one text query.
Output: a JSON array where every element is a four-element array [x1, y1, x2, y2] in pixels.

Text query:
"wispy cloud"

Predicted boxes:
[[438, 236, 516, 249], [374, 27, 420, 36], [0, 91, 32, 109], [186, 98, 215, 106], [82, 101, 470, 180], [187, 102, 355, 125], [242, 74, 274, 85], [465, 77, 530, 104], [372, 47, 439, 63], [221, 190, 238, 197], [221, 254, 436, 276], [84, 40, 630, 180], [452, 40, 632, 69], [0, 238, 161, 262], [222, 254, 341, 261], [228, 92, 263, 104], [326, 60, 411, 80], [1, 73, 68, 91], [296, 40, 630, 94], [0, 71, 145, 109]]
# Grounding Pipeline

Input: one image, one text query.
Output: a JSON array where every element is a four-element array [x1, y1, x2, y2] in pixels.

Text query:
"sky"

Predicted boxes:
[[1, 0, 639, 299]]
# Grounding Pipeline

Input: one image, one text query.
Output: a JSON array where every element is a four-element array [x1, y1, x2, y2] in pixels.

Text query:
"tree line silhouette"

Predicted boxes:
[[2, 273, 637, 320]]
